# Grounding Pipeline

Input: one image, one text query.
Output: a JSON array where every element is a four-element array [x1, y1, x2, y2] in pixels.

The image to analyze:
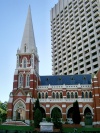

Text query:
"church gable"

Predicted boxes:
[[14, 89, 26, 96], [17, 92, 23, 96]]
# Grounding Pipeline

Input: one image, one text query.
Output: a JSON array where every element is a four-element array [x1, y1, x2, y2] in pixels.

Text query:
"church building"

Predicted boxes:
[[7, 6, 100, 125]]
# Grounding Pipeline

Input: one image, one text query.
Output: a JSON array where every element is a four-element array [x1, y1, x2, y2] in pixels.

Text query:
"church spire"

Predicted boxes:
[[20, 6, 37, 54]]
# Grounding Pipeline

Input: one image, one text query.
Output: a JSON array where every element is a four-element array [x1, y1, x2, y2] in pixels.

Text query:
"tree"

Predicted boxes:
[[51, 107, 62, 129], [34, 108, 42, 128], [72, 100, 81, 124], [51, 107, 61, 121], [0, 101, 7, 111], [0, 101, 7, 122], [34, 99, 43, 127], [34, 98, 40, 111]]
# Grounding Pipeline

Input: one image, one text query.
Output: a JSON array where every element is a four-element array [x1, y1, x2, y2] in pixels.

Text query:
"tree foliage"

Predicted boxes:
[[34, 108, 42, 128], [72, 100, 81, 124], [34, 98, 40, 111], [51, 107, 61, 121], [0, 101, 7, 122], [34, 99, 43, 127], [51, 107, 62, 129]]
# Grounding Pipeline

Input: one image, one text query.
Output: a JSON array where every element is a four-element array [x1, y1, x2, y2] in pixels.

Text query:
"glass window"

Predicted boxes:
[[31, 55, 33, 67], [38, 92, 41, 99], [85, 92, 88, 98], [67, 92, 70, 98], [17, 56, 19, 67], [26, 74, 30, 87], [42, 93, 44, 98], [71, 92, 74, 98], [56, 92, 59, 98], [82, 92, 84, 98], [75, 92, 78, 98], [89, 92, 92, 98], [18, 74, 23, 87], [23, 58, 27, 68], [52, 92, 55, 98], [45, 92, 48, 98], [24, 46, 26, 52], [60, 92, 63, 98]]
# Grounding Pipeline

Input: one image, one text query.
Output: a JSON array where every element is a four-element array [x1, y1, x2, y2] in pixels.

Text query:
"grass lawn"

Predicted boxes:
[[1, 125, 100, 132], [0, 125, 34, 131], [63, 127, 100, 132]]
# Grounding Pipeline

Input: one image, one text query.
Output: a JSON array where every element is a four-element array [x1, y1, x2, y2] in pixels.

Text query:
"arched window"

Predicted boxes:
[[89, 92, 92, 98], [52, 92, 55, 98], [82, 92, 84, 98], [17, 56, 19, 67], [45, 92, 48, 98], [24, 45, 26, 52], [42, 93, 44, 98], [85, 92, 88, 98], [23, 58, 27, 68], [56, 92, 59, 98], [26, 74, 30, 87], [18, 74, 23, 87], [60, 92, 63, 98], [30, 58, 31, 66], [71, 92, 74, 98], [75, 92, 78, 98], [67, 92, 70, 98], [31, 55, 33, 67], [38, 92, 41, 99]]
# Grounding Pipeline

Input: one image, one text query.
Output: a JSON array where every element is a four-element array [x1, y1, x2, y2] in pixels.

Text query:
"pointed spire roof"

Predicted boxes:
[[20, 6, 37, 54]]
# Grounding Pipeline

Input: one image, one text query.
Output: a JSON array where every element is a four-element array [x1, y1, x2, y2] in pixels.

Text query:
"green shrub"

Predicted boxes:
[[54, 121, 62, 129], [46, 117, 51, 122], [65, 121, 68, 124], [34, 108, 42, 128], [51, 107, 62, 129]]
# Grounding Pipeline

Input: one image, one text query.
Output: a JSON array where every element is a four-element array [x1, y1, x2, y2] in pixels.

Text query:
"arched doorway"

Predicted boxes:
[[51, 107, 62, 118], [39, 107, 46, 118], [84, 107, 92, 125], [13, 100, 26, 120], [67, 107, 73, 118], [84, 107, 92, 115], [16, 108, 25, 120], [66, 107, 74, 124]]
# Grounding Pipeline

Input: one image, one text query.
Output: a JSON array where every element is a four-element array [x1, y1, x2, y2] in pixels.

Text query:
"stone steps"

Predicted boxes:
[[2, 121, 29, 126]]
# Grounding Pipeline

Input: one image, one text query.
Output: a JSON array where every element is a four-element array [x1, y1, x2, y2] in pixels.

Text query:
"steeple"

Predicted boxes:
[[20, 6, 37, 54]]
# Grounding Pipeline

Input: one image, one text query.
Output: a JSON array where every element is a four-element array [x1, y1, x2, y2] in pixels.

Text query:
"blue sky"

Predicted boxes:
[[0, 0, 58, 102]]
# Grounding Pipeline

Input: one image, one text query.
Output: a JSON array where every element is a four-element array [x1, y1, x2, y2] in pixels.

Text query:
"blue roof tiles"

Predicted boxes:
[[40, 74, 91, 86]]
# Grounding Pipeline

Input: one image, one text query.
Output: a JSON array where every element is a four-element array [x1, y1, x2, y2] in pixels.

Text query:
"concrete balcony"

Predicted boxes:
[[38, 98, 93, 103]]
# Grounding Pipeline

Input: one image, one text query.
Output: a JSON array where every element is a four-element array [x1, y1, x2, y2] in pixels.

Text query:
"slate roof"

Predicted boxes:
[[40, 74, 91, 86]]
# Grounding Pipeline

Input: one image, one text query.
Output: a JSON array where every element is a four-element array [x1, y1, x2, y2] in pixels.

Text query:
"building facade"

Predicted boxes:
[[7, 5, 100, 125], [51, 0, 100, 75]]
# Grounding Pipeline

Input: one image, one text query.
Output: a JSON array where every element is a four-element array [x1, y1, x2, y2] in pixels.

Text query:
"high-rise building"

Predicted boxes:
[[51, 0, 100, 75]]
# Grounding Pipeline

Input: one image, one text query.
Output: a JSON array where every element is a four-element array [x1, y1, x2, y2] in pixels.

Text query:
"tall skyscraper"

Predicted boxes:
[[51, 0, 100, 75]]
